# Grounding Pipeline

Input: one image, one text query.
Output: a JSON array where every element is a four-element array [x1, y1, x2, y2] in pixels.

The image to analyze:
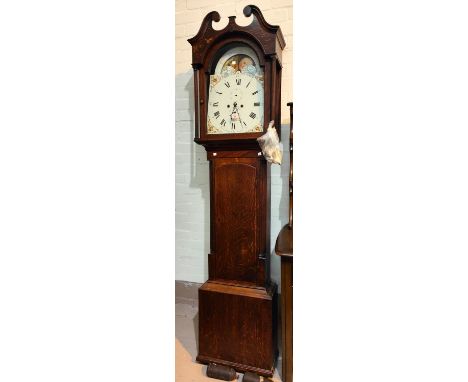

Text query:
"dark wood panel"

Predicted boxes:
[[207, 150, 263, 159], [281, 257, 293, 382], [275, 225, 292, 257], [197, 281, 277, 377], [213, 158, 258, 284], [276, 101, 293, 382]]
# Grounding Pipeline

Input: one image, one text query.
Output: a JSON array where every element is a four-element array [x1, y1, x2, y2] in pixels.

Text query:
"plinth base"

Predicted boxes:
[[196, 281, 277, 378]]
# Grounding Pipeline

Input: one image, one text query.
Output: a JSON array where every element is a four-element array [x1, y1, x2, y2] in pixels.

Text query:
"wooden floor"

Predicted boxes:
[[175, 299, 283, 381]]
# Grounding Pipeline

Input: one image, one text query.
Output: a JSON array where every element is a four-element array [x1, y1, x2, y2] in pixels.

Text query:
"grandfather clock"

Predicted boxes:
[[188, 5, 285, 377]]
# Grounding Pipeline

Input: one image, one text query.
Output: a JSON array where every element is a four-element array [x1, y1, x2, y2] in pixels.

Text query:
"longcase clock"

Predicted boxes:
[[188, 5, 285, 377]]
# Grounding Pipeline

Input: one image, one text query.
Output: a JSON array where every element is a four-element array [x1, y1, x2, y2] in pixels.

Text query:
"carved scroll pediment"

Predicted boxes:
[[187, 5, 285, 67]]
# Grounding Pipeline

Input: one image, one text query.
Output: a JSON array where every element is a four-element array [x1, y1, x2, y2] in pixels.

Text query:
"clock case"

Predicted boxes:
[[188, 5, 285, 377], [189, 5, 285, 146]]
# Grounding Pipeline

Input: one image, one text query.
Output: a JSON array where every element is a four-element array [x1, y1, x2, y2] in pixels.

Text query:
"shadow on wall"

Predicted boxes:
[[175, 70, 210, 282], [270, 123, 291, 293], [187, 72, 210, 281]]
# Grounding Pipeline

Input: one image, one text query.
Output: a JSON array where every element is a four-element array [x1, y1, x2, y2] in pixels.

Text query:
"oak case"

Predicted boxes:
[[188, 5, 285, 377]]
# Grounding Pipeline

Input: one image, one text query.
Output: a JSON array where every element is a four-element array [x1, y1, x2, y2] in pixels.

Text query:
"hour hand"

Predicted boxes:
[[231, 108, 240, 123]]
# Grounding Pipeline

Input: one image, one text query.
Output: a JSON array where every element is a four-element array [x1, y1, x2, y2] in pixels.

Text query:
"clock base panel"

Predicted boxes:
[[196, 281, 278, 378], [196, 354, 274, 378]]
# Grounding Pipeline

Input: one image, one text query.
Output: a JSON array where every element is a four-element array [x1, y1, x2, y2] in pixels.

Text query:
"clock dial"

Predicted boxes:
[[207, 72, 264, 134]]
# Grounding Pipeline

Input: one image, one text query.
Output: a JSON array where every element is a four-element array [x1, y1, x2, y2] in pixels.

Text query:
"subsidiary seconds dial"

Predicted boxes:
[[207, 72, 264, 134]]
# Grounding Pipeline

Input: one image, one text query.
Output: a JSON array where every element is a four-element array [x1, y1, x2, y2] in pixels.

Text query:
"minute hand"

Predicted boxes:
[[232, 102, 244, 127]]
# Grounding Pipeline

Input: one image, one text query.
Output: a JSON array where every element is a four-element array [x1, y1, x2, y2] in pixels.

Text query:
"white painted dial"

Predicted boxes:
[[207, 72, 264, 134]]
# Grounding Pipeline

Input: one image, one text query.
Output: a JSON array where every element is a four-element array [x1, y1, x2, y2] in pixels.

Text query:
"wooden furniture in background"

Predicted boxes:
[[275, 102, 293, 382]]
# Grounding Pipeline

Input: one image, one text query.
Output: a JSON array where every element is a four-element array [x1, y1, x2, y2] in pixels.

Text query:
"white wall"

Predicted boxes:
[[175, 0, 292, 290]]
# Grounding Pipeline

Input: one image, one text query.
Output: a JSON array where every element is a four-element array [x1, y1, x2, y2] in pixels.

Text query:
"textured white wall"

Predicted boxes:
[[175, 0, 292, 290]]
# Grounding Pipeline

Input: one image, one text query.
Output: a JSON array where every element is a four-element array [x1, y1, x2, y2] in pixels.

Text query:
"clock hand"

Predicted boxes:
[[237, 111, 244, 127], [230, 102, 240, 130], [239, 114, 242, 127]]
